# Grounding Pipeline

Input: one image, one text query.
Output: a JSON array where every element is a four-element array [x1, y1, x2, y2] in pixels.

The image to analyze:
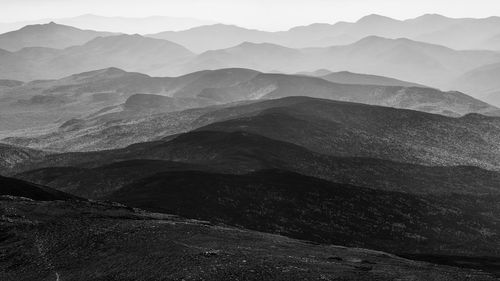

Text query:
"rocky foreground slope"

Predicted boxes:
[[0, 197, 497, 281]]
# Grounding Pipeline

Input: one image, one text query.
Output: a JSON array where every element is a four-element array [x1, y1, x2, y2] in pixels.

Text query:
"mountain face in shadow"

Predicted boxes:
[[193, 97, 500, 169], [0, 22, 115, 51], [0, 175, 78, 201], [15, 130, 500, 199], [9, 98, 500, 197], [105, 169, 500, 257]]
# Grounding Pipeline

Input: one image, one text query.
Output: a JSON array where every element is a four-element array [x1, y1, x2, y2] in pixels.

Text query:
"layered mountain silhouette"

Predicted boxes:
[[0, 14, 216, 35], [2, 30, 500, 90], [9, 97, 500, 176], [8, 128, 500, 259], [15, 130, 500, 199], [149, 14, 500, 52], [0, 22, 114, 51], [2, 68, 497, 152], [178, 37, 500, 88], [4, 95, 500, 275], [0, 34, 194, 81], [3, 14, 500, 278]]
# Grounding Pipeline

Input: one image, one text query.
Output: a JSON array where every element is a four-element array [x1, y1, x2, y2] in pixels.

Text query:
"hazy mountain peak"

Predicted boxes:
[[411, 13, 450, 21], [84, 33, 190, 51], [0, 21, 114, 51], [236, 41, 269, 48], [186, 23, 251, 32], [287, 23, 335, 32], [232, 41, 295, 51], [18, 21, 70, 31], [72, 67, 128, 78], [357, 14, 399, 24], [351, 35, 392, 45]]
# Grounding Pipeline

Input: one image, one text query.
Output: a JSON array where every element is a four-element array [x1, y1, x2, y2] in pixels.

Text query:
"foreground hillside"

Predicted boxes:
[[0, 197, 496, 281], [105, 169, 500, 258]]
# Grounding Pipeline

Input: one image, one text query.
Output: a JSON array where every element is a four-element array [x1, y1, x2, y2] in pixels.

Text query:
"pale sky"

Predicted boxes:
[[2, 0, 500, 30]]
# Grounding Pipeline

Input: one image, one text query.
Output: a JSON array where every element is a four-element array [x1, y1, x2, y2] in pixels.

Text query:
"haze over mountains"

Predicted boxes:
[[0, 14, 216, 34], [0, 22, 115, 51], [3, 11, 500, 279], [2, 22, 500, 102], [149, 14, 500, 52]]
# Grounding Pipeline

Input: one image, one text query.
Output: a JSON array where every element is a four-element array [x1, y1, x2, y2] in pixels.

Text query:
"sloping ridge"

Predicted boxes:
[[0, 175, 79, 201]]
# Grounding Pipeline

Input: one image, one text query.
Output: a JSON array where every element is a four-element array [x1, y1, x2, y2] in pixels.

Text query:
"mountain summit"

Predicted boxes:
[[0, 22, 114, 51]]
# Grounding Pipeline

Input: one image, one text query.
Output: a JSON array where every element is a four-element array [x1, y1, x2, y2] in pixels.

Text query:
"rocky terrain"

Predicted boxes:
[[0, 197, 497, 281]]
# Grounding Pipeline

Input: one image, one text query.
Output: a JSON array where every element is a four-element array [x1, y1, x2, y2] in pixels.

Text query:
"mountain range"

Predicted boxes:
[[10, 97, 500, 173], [149, 14, 500, 52], [2, 24, 500, 93], [0, 33, 193, 81], [0, 22, 114, 51], [5, 96, 500, 268], [0, 14, 216, 34], [176, 37, 500, 89], [2, 67, 497, 152], [3, 13, 500, 279]]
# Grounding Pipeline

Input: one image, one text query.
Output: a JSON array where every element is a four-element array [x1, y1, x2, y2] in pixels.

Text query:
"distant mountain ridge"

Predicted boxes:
[[149, 14, 500, 52], [0, 33, 194, 81], [0, 14, 217, 34], [2, 67, 498, 152], [317, 71, 427, 87], [0, 22, 115, 51], [1, 32, 499, 91], [167, 37, 500, 89]]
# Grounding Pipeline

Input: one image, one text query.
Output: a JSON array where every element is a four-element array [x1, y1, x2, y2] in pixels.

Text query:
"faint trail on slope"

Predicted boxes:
[[34, 233, 61, 281]]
